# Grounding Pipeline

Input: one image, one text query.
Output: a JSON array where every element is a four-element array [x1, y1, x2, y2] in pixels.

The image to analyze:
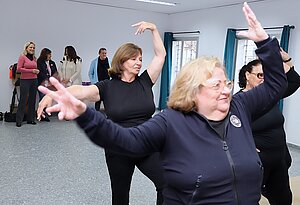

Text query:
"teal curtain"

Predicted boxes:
[[158, 32, 173, 110], [278, 25, 292, 111], [223, 29, 237, 80]]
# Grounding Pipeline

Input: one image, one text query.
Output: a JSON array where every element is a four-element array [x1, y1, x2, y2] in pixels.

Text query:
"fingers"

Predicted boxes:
[[46, 104, 61, 115], [58, 111, 66, 121], [132, 21, 155, 35], [37, 111, 45, 121], [49, 77, 66, 91], [38, 85, 51, 96], [45, 104, 66, 121], [37, 105, 46, 120], [239, 2, 268, 41], [236, 31, 248, 38], [243, 2, 257, 28], [243, 2, 256, 21], [132, 21, 143, 35], [131, 21, 143, 27]]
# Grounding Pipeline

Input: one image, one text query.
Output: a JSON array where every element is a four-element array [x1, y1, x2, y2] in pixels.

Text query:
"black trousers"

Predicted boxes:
[[259, 147, 292, 205], [16, 79, 38, 123], [105, 150, 165, 205]]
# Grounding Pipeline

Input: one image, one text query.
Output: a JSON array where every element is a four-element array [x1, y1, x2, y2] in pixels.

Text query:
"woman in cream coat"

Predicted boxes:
[[59, 46, 82, 87]]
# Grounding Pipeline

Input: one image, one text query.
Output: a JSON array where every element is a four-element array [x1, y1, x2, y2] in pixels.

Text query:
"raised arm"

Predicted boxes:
[[132, 21, 166, 83], [237, 2, 268, 42], [234, 2, 287, 118]]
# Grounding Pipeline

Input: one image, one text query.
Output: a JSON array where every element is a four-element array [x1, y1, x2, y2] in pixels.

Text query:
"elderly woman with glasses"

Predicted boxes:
[[38, 3, 288, 204], [237, 49, 300, 205]]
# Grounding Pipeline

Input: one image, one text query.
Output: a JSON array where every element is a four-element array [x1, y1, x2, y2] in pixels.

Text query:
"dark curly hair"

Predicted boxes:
[[238, 59, 261, 89]]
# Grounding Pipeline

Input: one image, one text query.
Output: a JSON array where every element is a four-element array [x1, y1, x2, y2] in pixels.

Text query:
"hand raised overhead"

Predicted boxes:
[[132, 21, 157, 35], [237, 2, 268, 42]]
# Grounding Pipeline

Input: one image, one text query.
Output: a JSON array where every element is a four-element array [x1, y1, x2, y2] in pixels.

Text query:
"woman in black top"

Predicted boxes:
[[237, 49, 300, 205], [38, 21, 166, 205]]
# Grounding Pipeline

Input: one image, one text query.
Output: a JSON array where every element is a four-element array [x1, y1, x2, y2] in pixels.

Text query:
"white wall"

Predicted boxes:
[[168, 0, 300, 146], [0, 0, 169, 112]]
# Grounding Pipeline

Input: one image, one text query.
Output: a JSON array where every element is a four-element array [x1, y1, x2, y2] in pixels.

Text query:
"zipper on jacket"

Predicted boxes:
[[191, 112, 240, 204], [222, 140, 239, 205], [189, 175, 202, 205], [220, 114, 240, 204], [208, 114, 240, 204]]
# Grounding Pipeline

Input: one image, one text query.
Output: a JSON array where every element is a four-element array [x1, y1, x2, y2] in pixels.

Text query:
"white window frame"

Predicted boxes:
[[171, 36, 199, 86]]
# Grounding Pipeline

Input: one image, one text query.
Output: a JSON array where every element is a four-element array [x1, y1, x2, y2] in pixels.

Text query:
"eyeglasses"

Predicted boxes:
[[250, 72, 264, 79], [202, 79, 233, 91]]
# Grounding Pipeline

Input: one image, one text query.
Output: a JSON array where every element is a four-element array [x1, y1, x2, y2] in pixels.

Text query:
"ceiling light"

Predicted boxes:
[[136, 0, 176, 6]]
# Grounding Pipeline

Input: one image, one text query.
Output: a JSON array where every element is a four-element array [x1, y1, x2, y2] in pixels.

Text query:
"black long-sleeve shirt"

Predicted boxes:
[[252, 67, 300, 150]]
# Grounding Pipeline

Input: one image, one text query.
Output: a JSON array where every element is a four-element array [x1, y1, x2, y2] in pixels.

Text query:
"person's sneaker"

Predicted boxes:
[[27, 121, 37, 125], [16, 122, 22, 127]]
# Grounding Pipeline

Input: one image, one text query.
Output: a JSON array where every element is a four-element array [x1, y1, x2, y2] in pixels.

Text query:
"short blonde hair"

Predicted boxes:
[[22, 41, 36, 57], [167, 56, 224, 112]]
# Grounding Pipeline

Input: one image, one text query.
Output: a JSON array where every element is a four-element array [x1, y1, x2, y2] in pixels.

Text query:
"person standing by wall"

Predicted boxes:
[[58, 46, 82, 87], [16, 41, 39, 127], [37, 48, 58, 121], [88, 48, 110, 111]]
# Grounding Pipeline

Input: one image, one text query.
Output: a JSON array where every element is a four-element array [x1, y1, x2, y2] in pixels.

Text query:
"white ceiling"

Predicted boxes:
[[65, 0, 271, 14]]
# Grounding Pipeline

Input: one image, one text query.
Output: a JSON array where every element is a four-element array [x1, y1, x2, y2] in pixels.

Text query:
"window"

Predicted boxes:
[[171, 37, 198, 86], [232, 31, 281, 94]]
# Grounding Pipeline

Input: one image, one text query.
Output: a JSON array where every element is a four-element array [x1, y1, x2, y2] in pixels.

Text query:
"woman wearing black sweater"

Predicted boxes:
[[237, 50, 300, 205]]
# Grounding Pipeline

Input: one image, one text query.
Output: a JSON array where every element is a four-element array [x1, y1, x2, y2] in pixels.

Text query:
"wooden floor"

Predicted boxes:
[[259, 176, 300, 204]]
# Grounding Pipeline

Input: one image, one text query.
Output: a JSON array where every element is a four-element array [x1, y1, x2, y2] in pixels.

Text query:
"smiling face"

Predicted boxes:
[[196, 67, 232, 120], [26, 43, 35, 55], [99, 49, 107, 60]]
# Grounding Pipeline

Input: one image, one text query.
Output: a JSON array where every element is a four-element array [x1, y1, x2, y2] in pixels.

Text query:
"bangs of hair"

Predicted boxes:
[[109, 43, 142, 79], [167, 56, 222, 112]]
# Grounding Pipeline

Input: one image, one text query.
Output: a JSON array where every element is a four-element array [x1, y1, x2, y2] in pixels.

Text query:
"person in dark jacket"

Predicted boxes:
[[38, 3, 287, 204], [237, 49, 300, 205], [37, 48, 58, 122]]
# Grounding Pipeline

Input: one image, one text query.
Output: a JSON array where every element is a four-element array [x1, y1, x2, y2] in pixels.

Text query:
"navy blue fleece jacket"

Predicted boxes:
[[76, 38, 287, 205]]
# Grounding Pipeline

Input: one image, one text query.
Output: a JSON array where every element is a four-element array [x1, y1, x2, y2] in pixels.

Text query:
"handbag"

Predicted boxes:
[[4, 111, 16, 122]]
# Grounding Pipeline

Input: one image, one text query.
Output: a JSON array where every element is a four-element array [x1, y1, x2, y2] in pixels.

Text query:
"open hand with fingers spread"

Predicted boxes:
[[38, 77, 87, 121]]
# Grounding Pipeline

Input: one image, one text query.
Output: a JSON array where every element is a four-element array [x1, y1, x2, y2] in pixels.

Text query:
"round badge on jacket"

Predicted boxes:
[[230, 115, 241, 128]]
